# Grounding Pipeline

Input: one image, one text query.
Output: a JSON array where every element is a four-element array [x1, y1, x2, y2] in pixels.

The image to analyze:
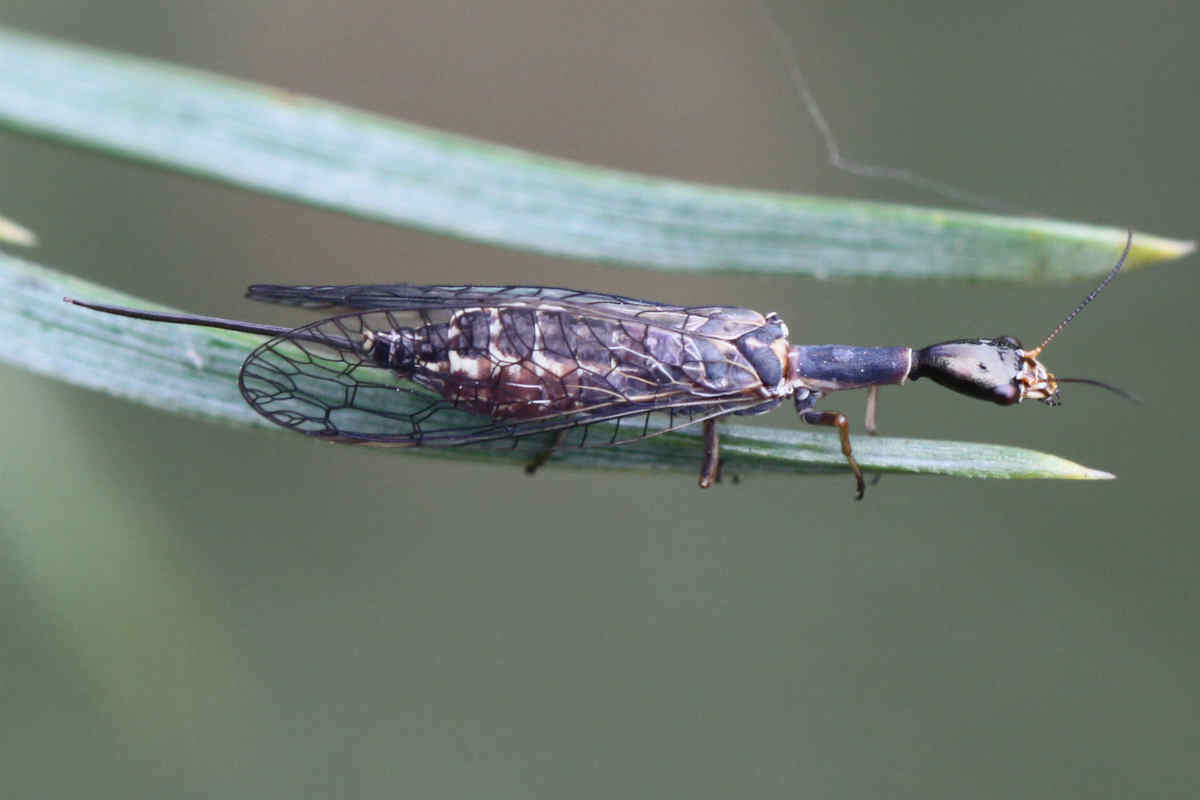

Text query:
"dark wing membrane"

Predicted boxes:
[[237, 310, 774, 449], [244, 284, 772, 341]]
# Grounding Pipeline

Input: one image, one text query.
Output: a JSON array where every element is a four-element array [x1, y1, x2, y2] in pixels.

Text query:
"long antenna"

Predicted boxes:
[[750, 0, 1031, 215], [1056, 377, 1142, 404], [1027, 230, 1133, 356]]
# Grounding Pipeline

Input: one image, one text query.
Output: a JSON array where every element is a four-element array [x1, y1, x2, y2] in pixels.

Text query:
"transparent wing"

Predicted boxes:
[[246, 283, 672, 312], [245, 283, 773, 341], [238, 310, 773, 449]]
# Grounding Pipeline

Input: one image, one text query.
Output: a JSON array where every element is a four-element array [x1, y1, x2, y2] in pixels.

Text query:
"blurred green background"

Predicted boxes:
[[2, 1, 1197, 797]]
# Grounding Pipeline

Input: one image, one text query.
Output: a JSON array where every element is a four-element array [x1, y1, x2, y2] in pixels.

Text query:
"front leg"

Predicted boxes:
[[796, 389, 865, 499], [800, 410, 866, 500]]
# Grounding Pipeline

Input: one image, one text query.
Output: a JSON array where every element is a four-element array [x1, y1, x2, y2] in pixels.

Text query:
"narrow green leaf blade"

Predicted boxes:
[[0, 212, 37, 246], [0, 251, 1113, 483], [0, 27, 1190, 281]]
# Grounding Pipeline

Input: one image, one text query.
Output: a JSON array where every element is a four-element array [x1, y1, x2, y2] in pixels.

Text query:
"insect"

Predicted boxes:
[[64, 235, 1132, 498]]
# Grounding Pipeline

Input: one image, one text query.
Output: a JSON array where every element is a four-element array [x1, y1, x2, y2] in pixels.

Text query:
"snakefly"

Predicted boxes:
[[64, 235, 1133, 499]]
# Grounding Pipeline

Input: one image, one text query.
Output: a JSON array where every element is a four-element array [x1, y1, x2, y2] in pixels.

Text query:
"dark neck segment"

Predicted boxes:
[[787, 345, 913, 392]]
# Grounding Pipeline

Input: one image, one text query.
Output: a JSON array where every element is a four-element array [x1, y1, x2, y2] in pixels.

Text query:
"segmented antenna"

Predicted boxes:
[[1028, 230, 1133, 356], [1055, 377, 1142, 404]]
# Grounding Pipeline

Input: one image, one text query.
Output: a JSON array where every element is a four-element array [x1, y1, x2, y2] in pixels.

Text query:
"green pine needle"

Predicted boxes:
[[0, 26, 1190, 281]]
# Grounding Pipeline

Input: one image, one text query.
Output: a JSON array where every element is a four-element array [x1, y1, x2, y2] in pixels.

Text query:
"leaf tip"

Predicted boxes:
[[1129, 232, 1196, 267], [1079, 467, 1115, 481], [1023, 449, 1115, 480], [1054, 462, 1115, 481], [0, 214, 38, 247]]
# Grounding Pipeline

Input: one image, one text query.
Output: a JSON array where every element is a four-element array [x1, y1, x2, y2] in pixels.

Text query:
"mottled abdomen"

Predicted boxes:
[[368, 305, 791, 418]]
